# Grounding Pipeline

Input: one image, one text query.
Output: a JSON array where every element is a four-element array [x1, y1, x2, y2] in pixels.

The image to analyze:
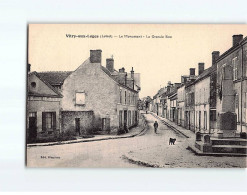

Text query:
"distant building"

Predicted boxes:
[[185, 68, 197, 132], [177, 83, 185, 127]]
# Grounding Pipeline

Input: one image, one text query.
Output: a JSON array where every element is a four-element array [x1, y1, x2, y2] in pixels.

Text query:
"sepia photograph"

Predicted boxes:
[[26, 24, 247, 168]]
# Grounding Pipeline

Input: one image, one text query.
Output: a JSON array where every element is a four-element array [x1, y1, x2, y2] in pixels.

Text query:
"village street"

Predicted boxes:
[[27, 114, 246, 168]]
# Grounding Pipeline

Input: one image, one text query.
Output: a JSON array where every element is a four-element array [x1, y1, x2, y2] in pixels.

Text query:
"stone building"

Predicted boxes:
[[184, 68, 197, 132], [216, 34, 247, 134], [60, 49, 140, 134], [28, 49, 141, 138], [177, 83, 185, 127], [194, 63, 213, 133]]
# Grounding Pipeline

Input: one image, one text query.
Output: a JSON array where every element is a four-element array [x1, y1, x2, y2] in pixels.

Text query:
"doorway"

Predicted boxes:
[[28, 112, 37, 140], [75, 118, 80, 135], [124, 110, 127, 131]]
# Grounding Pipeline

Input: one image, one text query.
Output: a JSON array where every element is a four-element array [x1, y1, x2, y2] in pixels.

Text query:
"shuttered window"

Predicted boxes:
[[42, 112, 56, 131], [232, 57, 237, 80]]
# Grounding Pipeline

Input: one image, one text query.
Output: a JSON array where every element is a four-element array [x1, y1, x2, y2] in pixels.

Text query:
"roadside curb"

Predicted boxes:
[[150, 112, 190, 138], [122, 154, 165, 168], [187, 145, 247, 157], [27, 114, 149, 148]]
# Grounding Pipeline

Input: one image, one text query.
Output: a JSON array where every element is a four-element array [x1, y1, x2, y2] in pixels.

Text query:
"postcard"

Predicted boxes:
[[26, 24, 247, 168]]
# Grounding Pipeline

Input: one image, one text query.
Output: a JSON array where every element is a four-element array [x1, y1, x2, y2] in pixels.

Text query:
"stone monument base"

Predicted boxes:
[[214, 129, 237, 139]]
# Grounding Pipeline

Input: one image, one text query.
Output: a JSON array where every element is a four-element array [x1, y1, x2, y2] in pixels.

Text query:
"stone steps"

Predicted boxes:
[[212, 145, 247, 154], [211, 138, 247, 146], [188, 145, 247, 157]]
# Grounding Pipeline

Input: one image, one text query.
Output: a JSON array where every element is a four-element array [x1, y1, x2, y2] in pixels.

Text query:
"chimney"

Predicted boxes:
[[212, 51, 220, 65], [119, 67, 125, 73], [106, 58, 114, 72], [130, 67, 134, 79], [198, 63, 204, 75], [27, 64, 31, 73], [90, 49, 102, 63], [232, 34, 243, 47], [181, 76, 188, 84], [189, 68, 195, 76]]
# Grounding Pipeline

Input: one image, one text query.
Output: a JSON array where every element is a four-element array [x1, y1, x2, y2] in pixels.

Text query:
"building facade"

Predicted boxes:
[[177, 84, 185, 127], [27, 72, 62, 141], [216, 35, 247, 133], [27, 49, 141, 140]]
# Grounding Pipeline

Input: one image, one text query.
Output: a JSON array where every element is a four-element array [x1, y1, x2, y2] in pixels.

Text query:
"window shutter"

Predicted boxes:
[[42, 112, 46, 131], [53, 112, 56, 130]]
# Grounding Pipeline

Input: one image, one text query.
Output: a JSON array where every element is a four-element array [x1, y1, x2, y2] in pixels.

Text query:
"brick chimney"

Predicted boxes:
[[190, 68, 195, 76], [198, 63, 204, 75], [130, 67, 134, 79], [232, 34, 243, 47], [90, 49, 102, 63], [212, 51, 220, 65], [106, 58, 114, 72]]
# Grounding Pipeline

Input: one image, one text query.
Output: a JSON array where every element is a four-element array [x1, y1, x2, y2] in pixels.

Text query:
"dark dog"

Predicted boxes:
[[169, 138, 176, 145]]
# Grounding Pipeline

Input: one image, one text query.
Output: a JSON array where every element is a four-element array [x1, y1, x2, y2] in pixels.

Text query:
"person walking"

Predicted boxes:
[[154, 121, 158, 134]]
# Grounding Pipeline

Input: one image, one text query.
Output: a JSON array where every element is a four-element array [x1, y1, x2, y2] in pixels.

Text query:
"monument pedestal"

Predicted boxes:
[[215, 112, 237, 138], [215, 129, 236, 138]]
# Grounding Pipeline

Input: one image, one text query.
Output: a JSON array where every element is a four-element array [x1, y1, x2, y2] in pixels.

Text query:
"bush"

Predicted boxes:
[[27, 130, 77, 144]]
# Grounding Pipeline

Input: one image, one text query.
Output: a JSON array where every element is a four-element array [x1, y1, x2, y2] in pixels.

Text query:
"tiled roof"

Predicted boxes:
[[38, 71, 72, 85], [101, 66, 138, 93], [29, 72, 63, 98]]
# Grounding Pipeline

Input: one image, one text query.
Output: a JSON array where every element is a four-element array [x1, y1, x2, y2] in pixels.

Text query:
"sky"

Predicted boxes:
[[29, 24, 247, 98]]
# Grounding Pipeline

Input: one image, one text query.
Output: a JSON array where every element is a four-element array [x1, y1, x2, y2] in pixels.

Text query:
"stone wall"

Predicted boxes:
[[61, 111, 94, 134]]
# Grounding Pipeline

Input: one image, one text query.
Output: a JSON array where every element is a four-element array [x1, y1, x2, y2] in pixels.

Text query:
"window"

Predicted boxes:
[[119, 111, 123, 127], [232, 57, 238, 80], [128, 111, 131, 126], [76, 92, 85, 105], [124, 91, 127, 104], [29, 112, 36, 117], [235, 94, 239, 122], [102, 118, 110, 131], [204, 111, 207, 130], [42, 112, 56, 131], [128, 92, 131, 104], [31, 82, 36, 88], [119, 90, 122, 103]]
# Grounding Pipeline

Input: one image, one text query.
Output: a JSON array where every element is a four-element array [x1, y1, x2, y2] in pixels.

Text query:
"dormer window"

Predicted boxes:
[[31, 82, 36, 88]]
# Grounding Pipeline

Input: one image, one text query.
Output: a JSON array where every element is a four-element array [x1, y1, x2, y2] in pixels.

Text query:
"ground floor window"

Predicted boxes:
[[119, 111, 123, 127], [42, 112, 56, 131], [235, 94, 239, 122], [102, 118, 110, 131], [128, 111, 131, 126], [204, 111, 207, 130], [132, 111, 135, 125], [198, 111, 201, 131]]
